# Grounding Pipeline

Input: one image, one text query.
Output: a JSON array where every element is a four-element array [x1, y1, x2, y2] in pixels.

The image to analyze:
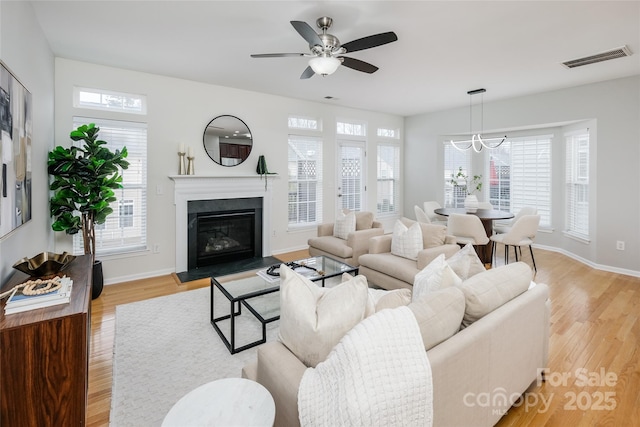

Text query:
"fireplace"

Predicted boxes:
[[188, 197, 263, 270], [171, 175, 275, 273]]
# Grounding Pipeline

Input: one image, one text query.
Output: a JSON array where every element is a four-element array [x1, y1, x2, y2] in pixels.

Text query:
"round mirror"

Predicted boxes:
[[203, 115, 253, 167]]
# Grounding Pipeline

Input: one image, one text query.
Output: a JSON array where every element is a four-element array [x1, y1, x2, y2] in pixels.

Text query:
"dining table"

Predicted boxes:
[[434, 207, 515, 265]]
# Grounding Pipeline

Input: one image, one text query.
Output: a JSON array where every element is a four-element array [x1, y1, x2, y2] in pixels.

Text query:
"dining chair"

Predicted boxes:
[[493, 206, 538, 234], [414, 205, 431, 224], [490, 214, 541, 272], [423, 201, 448, 225], [447, 213, 490, 248]]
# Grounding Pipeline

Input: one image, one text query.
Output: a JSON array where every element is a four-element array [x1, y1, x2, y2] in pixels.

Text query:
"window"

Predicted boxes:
[[376, 144, 400, 215], [565, 130, 589, 239], [443, 144, 472, 208], [487, 135, 552, 227], [377, 127, 399, 139], [72, 117, 147, 255], [74, 87, 147, 114], [337, 120, 367, 137], [288, 115, 321, 131], [288, 135, 323, 227]]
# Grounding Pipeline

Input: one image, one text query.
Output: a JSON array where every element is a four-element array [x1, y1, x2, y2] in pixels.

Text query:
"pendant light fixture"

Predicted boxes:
[[450, 88, 507, 152]]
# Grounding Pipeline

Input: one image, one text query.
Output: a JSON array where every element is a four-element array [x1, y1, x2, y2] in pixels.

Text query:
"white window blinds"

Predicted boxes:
[[288, 135, 323, 227], [444, 144, 472, 208], [72, 117, 148, 255], [565, 131, 589, 239], [376, 143, 400, 215]]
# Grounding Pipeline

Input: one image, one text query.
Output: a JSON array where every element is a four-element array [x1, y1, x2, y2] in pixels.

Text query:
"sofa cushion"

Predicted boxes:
[[355, 211, 374, 230], [278, 264, 368, 368], [458, 261, 533, 327], [333, 210, 356, 239], [391, 220, 423, 260], [307, 236, 353, 259], [359, 252, 419, 285], [408, 286, 465, 351], [364, 286, 412, 317], [446, 243, 486, 280], [400, 217, 447, 249], [413, 253, 462, 301]]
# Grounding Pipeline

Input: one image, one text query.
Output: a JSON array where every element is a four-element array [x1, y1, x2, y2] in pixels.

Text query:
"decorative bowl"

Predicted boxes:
[[12, 252, 76, 277]]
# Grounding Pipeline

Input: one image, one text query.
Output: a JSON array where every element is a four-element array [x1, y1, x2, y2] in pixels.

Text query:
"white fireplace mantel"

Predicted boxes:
[[170, 175, 277, 272]]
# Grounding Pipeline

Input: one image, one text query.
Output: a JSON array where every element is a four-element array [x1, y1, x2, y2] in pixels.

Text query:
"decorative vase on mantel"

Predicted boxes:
[[464, 194, 479, 213]]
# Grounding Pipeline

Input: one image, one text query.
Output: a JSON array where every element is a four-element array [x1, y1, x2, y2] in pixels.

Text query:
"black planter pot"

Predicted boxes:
[[92, 260, 104, 299]]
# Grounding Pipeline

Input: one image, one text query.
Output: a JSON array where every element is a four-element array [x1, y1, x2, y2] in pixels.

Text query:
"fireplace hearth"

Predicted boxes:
[[187, 197, 263, 270]]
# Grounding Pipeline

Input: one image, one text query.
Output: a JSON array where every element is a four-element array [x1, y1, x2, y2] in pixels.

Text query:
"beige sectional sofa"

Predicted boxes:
[[358, 218, 460, 290], [243, 262, 550, 427]]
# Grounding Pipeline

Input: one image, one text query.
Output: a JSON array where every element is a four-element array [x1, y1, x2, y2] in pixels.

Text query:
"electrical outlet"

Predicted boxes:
[[616, 241, 625, 251]]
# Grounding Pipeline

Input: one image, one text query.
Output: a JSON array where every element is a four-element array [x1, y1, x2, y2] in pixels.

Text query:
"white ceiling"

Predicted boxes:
[[30, 1, 640, 117]]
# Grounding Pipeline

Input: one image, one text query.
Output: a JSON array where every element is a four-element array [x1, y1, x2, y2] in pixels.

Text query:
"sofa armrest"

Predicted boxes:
[[445, 235, 457, 245], [372, 220, 383, 229], [367, 233, 393, 254], [317, 223, 334, 237], [256, 341, 305, 427], [416, 244, 460, 270], [346, 227, 385, 265]]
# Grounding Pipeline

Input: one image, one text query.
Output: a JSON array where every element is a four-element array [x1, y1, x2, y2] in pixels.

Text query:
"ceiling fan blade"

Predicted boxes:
[[339, 57, 379, 74], [290, 21, 323, 47], [341, 31, 398, 53], [300, 66, 315, 79], [250, 53, 306, 58]]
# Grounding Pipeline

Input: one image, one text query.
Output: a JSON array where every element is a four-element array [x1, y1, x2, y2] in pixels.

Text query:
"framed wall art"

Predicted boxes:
[[0, 61, 32, 238]]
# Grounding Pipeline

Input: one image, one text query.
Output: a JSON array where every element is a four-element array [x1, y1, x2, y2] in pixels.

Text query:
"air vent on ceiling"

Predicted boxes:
[[562, 45, 632, 69]]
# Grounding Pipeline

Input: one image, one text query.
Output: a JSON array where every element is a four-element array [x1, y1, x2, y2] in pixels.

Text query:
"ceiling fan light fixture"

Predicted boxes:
[[309, 56, 341, 76]]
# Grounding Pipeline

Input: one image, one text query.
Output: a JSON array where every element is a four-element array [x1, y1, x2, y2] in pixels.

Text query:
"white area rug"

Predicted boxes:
[[110, 285, 279, 426]]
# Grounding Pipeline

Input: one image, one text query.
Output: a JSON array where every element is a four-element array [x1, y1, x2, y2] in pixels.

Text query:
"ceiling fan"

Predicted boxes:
[[250, 17, 398, 79]]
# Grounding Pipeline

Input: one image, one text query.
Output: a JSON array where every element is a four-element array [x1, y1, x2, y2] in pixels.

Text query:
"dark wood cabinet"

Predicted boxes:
[[0, 254, 92, 426]]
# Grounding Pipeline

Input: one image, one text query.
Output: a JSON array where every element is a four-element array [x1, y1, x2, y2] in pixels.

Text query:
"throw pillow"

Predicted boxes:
[[400, 217, 447, 249], [412, 253, 462, 302], [333, 210, 356, 240], [355, 211, 374, 230], [364, 286, 412, 317], [458, 261, 533, 328], [278, 264, 368, 367], [446, 244, 486, 280], [391, 220, 423, 261], [408, 286, 466, 351]]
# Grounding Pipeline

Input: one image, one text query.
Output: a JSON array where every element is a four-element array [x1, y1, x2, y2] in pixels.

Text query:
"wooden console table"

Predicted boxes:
[[0, 254, 92, 426]]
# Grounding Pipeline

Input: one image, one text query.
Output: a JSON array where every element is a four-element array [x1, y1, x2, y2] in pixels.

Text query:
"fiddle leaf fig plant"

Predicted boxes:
[[48, 123, 129, 261]]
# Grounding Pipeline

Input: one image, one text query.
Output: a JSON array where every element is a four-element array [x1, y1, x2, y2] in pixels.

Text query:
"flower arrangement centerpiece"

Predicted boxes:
[[450, 166, 482, 212]]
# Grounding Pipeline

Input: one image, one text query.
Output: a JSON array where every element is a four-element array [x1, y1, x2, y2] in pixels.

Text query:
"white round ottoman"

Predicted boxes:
[[162, 378, 275, 426]]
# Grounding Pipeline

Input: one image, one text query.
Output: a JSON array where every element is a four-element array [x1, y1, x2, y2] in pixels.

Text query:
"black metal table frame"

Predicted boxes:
[[210, 256, 358, 354], [210, 279, 280, 354]]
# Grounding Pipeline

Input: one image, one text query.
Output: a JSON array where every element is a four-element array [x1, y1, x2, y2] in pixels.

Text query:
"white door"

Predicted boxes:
[[337, 141, 366, 211]]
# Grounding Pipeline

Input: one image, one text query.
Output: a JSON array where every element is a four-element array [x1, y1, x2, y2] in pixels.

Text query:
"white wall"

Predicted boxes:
[[404, 75, 640, 275], [0, 1, 55, 283], [54, 59, 403, 284]]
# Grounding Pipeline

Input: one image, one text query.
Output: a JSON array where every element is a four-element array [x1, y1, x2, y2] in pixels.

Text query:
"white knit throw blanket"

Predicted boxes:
[[297, 306, 433, 427]]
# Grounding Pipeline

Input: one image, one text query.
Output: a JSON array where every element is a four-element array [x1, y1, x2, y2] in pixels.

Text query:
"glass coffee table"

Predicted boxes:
[[210, 255, 358, 354]]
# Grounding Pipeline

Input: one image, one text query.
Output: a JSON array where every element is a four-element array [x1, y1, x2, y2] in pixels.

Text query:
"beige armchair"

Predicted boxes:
[[307, 211, 384, 266], [358, 218, 460, 290]]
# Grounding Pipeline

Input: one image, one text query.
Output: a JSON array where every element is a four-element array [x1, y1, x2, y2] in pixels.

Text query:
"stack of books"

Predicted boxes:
[[4, 276, 74, 315]]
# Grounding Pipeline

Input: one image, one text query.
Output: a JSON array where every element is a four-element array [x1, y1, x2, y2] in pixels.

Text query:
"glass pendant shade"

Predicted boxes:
[[309, 56, 341, 75]]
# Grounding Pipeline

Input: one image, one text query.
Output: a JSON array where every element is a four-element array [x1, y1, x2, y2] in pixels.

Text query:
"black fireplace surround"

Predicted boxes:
[[187, 197, 263, 270]]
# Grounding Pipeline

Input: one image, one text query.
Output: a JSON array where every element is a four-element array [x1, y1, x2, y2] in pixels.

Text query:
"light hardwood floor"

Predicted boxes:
[[87, 248, 639, 426]]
